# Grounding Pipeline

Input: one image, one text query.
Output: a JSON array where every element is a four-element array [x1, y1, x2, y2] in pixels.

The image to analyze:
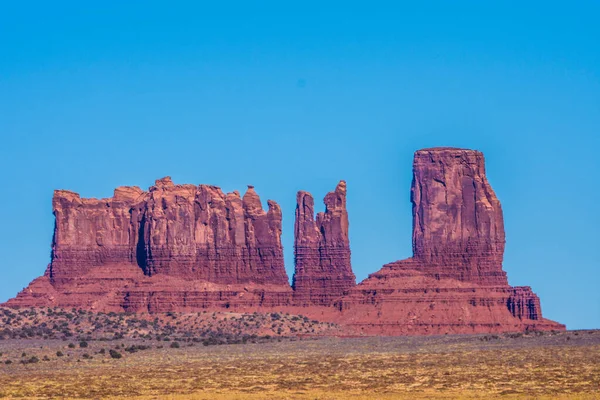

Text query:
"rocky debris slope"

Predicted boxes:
[[334, 148, 564, 334], [292, 181, 356, 306], [0, 307, 340, 341]]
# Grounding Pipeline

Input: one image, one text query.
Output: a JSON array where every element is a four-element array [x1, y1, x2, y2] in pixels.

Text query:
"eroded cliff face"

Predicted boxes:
[[332, 151, 563, 332], [292, 181, 356, 306], [411, 148, 507, 286], [138, 178, 287, 285], [9, 178, 292, 311], [5, 148, 564, 335], [334, 148, 564, 334], [335, 263, 561, 335], [48, 186, 145, 286]]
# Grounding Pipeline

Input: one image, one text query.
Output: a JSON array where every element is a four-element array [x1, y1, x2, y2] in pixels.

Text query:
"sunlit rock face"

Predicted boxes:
[[334, 148, 565, 335], [8, 178, 292, 312], [410, 148, 508, 286], [4, 148, 565, 335], [292, 181, 356, 306]]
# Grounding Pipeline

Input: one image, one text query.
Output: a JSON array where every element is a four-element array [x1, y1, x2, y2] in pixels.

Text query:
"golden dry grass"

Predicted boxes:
[[1, 332, 599, 399]]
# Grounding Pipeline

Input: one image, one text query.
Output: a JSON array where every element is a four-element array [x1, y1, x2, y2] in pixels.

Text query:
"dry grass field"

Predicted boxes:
[[0, 329, 598, 399]]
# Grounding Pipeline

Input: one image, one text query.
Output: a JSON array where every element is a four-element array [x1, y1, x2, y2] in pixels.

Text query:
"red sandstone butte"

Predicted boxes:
[[4, 147, 564, 335], [334, 148, 564, 334], [6, 178, 292, 312], [293, 181, 356, 306]]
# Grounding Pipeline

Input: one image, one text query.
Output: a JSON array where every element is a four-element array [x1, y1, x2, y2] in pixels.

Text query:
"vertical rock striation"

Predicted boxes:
[[335, 148, 564, 334], [411, 148, 507, 285], [4, 149, 564, 335], [138, 178, 288, 285], [293, 181, 356, 306], [8, 178, 291, 311], [48, 186, 145, 287]]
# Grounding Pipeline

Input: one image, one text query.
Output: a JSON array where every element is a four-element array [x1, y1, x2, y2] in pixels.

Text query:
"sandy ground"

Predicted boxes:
[[0, 330, 598, 399]]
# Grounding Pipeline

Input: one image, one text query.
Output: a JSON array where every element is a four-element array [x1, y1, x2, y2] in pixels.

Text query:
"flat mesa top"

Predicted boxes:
[[417, 147, 475, 152]]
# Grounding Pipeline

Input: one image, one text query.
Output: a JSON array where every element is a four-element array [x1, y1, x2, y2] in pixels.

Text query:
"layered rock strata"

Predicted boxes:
[[5, 147, 564, 335], [411, 148, 507, 286], [334, 148, 564, 334], [293, 181, 356, 306], [8, 178, 292, 311], [48, 186, 145, 287], [138, 178, 288, 285]]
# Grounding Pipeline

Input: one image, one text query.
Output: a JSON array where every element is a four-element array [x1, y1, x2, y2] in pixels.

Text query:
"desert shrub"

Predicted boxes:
[[125, 345, 150, 353], [125, 346, 137, 353], [506, 332, 523, 339], [79, 341, 88, 348], [68, 343, 75, 348], [4, 360, 12, 365], [109, 349, 122, 359], [170, 342, 180, 349], [82, 353, 92, 359], [56, 351, 64, 357]]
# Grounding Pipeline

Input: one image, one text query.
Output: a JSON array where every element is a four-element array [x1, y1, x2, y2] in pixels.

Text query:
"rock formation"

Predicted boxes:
[[334, 148, 564, 334], [48, 186, 144, 287], [410, 148, 508, 285], [7, 178, 292, 312], [4, 147, 564, 335], [138, 178, 288, 285], [293, 181, 356, 306]]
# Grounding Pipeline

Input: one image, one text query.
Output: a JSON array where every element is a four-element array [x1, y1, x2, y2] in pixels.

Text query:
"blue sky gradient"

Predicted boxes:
[[1, 1, 598, 329]]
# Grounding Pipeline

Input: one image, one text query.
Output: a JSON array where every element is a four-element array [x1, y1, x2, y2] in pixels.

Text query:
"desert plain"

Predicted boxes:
[[0, 308, 597, 399]]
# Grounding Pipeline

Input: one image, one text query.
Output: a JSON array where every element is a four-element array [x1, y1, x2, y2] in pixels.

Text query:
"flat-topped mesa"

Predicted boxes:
[[8, 177, 292, 311], [49, 186, 146, 286], [410, 147, 508, 286], [37, 177, 289, 294], [293, 181, 356, 306], [139, 180, 289, 285]]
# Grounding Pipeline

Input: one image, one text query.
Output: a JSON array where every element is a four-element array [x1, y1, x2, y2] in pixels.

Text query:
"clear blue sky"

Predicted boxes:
[[0, 1, 598, 329]]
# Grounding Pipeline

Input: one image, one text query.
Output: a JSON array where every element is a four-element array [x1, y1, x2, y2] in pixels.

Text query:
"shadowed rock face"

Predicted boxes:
[[293, 181, 356, 306]]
